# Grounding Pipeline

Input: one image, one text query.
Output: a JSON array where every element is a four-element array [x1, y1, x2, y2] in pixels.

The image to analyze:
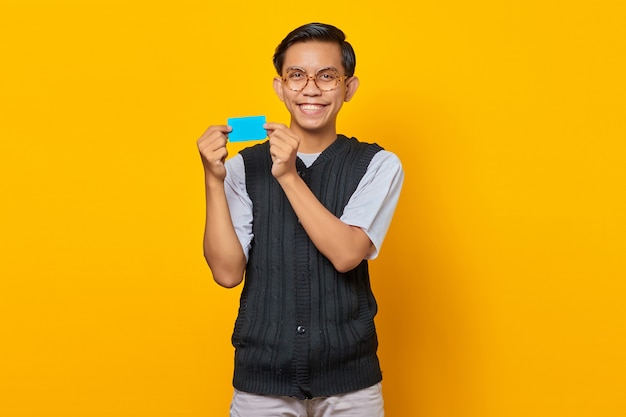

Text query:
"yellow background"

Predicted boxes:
[[1, 0, 625, 416]]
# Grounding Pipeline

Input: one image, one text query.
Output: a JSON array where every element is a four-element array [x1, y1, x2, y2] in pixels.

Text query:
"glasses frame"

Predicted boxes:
[[282, 67, 349, 92]]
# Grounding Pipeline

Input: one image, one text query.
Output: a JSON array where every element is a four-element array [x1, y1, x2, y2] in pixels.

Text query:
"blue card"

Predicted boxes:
[[227, 115, 267, 142]]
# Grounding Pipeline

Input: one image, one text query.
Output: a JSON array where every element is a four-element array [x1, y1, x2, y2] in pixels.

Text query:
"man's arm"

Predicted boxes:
[[197, 125, 246, 288], [278, 174, 374, 272], [266, 123, 373, 273]]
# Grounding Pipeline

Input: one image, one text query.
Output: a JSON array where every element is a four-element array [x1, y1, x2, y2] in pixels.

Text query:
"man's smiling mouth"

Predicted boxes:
[[299, 104, 326, 112]]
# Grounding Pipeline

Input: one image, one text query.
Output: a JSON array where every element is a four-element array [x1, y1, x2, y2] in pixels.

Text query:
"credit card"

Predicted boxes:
[[227, 115, 267, 142]]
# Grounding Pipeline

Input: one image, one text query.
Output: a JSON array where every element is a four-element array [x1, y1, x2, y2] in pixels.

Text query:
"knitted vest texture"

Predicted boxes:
[[232, 135, 383, 399]]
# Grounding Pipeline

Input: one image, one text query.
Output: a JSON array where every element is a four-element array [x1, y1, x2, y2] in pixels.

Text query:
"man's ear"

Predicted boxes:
[[273, 77, 285, 102], [344, 76, 360, 102]]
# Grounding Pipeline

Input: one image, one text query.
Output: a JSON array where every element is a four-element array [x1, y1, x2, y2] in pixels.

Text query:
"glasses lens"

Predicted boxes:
[[285, 70, 307, 91], [315, 69, 340, 91]]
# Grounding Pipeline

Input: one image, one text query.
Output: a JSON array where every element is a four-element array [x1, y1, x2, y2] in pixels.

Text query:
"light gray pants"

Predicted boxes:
[[230, 383, 384, 417]]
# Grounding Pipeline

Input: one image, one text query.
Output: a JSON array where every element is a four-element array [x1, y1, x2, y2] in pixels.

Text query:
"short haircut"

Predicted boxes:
[[272, 23, 357, 77]]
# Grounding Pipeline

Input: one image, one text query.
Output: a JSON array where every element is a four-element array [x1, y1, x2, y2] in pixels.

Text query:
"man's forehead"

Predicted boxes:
[[282, 41, 343, 69]]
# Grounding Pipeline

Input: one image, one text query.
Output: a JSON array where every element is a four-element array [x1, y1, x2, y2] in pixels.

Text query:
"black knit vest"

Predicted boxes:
[[232, 135, 383, 399]]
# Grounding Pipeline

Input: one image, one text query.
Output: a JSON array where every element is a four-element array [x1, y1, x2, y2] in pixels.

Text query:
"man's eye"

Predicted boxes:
[[289, 72, 305, 79], [318, 72, 338, 80]]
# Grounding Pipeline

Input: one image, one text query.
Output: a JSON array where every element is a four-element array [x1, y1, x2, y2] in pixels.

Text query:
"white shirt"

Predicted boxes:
[[224, 149, 404, 261]]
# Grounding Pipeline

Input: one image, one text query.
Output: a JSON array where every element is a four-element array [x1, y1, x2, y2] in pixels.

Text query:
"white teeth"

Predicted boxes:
[[300, 104, 324, 111]]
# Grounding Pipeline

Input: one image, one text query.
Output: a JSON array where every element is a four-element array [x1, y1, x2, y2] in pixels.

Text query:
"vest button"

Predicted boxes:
[[297, 170, 306, 178], [296, 325, 307, 334]]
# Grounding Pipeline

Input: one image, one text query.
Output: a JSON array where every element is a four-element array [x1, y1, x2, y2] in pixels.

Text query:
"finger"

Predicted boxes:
[[267, 125, 298, 142], [202, 148, 228, 167], [199, 137, 228, 153], [212, 148, 228, 163], [198, 125, 232, 143], [269, 135, 293, 155], [205, 124, 233, 134], [269, 132, 299, 154], [199, 128, 229, 147], [263, 122, 288, 131], [198, 138, 226, 155], [263, 122, 290, 137]]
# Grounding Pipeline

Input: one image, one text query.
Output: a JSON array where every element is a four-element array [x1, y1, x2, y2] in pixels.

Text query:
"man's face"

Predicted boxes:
[[273, 41, 358, 138]]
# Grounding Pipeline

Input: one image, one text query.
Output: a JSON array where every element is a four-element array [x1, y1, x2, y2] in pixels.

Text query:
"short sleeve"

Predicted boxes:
[[224, 154, 254, 260], [340, 150, 404, 259]]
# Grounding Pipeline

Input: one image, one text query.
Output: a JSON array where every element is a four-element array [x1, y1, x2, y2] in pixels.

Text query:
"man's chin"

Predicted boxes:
[[294, 119, 329, 134]]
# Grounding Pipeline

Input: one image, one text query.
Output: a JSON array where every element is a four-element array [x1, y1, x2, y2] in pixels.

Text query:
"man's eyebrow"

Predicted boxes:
[[316, 66, 340, 73], [284, 66, 340, 73], [285, 66, 306, 72]]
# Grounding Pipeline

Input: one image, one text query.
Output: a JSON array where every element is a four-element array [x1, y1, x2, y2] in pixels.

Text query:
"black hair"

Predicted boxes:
[[272, 23, 356, 77]]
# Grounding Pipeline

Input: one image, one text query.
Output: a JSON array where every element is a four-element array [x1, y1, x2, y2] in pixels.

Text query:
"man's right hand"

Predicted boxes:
[[197, 125, 232, 182]]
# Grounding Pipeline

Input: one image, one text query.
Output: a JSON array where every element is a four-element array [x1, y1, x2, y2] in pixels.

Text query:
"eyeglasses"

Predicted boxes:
[[282, 67, 349, 92]]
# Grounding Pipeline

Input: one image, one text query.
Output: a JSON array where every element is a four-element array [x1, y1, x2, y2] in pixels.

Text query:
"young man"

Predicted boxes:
[[197, 23, 403, 416]]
